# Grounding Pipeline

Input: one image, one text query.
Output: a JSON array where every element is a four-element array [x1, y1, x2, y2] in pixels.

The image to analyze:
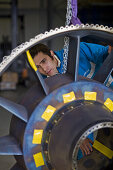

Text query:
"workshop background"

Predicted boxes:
[[0, 0, 113, 169]]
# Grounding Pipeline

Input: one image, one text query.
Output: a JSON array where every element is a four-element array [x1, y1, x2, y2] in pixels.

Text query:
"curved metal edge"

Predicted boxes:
[[72, 122, 113, 170], [0, 24, 113, 76]]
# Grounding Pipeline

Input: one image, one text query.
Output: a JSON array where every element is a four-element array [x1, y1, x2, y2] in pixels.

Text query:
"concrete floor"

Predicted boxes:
[[0, 85, 28, 170]]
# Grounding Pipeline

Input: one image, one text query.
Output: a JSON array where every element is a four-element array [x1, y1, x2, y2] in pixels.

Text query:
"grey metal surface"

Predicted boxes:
[[49, 101, 113, 170], [0, 97, 28, 122], [93, 50, 113, 83], [0, 86, 27, 170], [35, 70, 49, 95], [10, 163, 25, 170], [0, 135, 22, 155]]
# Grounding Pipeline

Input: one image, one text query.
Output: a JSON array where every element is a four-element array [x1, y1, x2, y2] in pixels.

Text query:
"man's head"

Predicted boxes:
[[29, 43, 58, 76]]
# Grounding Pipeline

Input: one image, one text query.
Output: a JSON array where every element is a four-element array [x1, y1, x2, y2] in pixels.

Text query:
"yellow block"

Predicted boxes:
[[93, 140, 113, 159], [32, 129, 43, 144], [26, 50, 37, 72], [63, 91, 76, 103], [104, 98, 113, 112], [41, 105, 56, 121], [84, 91, 97, 101], [33, 152, 44, 168]]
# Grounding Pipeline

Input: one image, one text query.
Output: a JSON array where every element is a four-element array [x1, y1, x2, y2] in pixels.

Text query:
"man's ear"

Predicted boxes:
[[50, 50, 55, 57], [50, 50, 58, 65]]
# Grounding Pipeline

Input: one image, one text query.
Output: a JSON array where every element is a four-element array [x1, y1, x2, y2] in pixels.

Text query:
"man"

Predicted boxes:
[[29, 42, 111, 78], [29, 42, 112, 159]]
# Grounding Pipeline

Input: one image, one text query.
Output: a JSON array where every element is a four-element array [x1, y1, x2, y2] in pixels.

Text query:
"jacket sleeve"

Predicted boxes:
[[80, 42, 109, 64]]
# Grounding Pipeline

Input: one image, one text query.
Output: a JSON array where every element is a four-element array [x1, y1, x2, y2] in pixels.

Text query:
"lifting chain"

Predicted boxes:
[[62, 0, 72, 74]]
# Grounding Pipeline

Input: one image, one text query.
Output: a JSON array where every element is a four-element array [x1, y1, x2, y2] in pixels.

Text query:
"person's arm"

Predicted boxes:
[[80, 138, 93, 156], [80, 42, 109, 64], [79, 132, 94, 157]]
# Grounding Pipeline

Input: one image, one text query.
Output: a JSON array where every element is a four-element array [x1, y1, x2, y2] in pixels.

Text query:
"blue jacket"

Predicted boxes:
[[55, 42, 113, 89]]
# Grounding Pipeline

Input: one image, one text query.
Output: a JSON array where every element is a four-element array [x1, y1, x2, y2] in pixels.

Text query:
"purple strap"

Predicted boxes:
[[70, 0, 81, 25]]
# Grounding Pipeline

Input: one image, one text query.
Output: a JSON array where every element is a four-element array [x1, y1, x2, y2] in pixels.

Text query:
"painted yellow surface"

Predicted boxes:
[[32, 129, 43, 144], [63, 91, 76, 103], [93, 140, 113, 159], [33, 152, 44, 167], [41, 105, 56, 121], [26, 50, 37, 71], [104, 98, 113, 112], [84, 91, 97, 101]]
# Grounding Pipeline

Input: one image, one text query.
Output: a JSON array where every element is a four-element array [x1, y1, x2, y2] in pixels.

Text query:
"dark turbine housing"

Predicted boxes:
[[0, 25, 113, 170]]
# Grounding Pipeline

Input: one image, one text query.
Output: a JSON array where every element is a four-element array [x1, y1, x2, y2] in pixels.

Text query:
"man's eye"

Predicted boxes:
[[42, 58, 46, 63]]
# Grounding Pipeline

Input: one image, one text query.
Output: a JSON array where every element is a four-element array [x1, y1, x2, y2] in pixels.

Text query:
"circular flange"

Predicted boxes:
[[23, 80, 113, 170]]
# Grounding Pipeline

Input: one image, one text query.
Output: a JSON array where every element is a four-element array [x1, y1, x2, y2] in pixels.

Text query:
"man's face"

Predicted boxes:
[[33, 52, 58, 76]]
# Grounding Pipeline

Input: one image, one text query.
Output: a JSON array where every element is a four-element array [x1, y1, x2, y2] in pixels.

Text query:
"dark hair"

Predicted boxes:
[[29, 43, 53, 59]]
